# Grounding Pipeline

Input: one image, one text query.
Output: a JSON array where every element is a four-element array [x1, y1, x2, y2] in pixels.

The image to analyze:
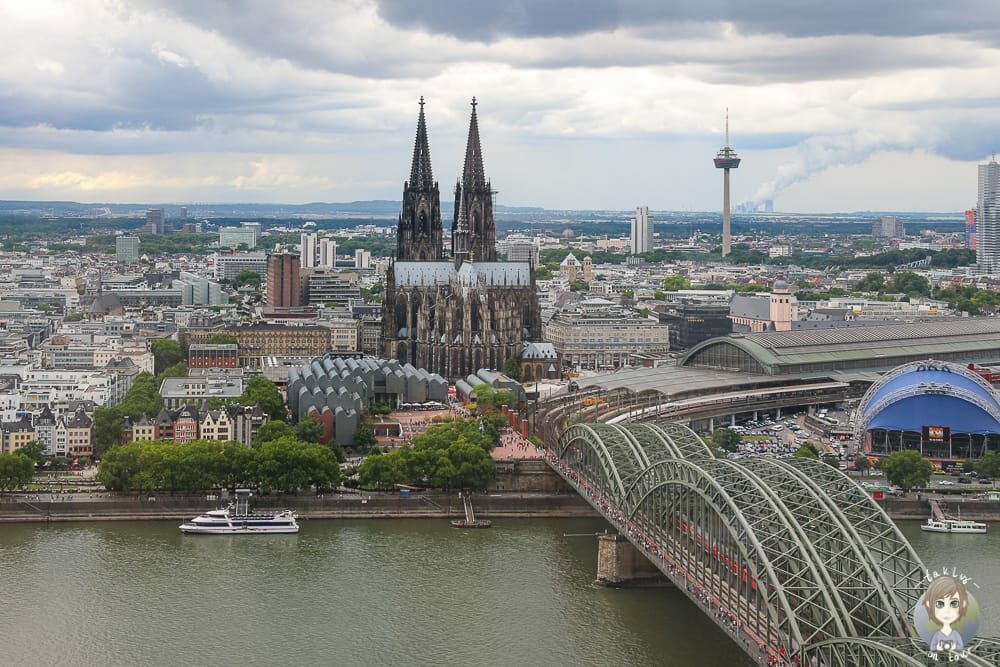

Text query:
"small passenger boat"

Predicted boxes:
[[180, 490, 299, 534], [920, 518, 987, 534]]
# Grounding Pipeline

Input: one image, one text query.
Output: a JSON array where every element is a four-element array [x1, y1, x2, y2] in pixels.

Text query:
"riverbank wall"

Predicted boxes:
[[878, 497, 1000, 520], [0, 491, 599, 523]]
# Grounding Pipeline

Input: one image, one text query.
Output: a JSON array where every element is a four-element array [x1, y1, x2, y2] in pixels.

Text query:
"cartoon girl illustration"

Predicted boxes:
[[922, 575, 969, 654]]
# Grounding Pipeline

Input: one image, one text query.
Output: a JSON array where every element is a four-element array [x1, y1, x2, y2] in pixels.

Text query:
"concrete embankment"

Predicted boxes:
[[0, 492, 600, 523], [878, 497, 1000, 520]]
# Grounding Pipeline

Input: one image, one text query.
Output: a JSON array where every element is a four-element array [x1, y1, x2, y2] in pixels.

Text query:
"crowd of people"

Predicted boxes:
[[544, 447, 797, 666]]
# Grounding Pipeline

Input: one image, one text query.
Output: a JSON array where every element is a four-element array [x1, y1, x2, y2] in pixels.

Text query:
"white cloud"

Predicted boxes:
[[0, 0, 997, 210]]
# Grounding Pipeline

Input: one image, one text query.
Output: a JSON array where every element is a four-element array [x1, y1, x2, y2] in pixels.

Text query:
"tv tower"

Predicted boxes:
[[713, 109, 741, 257]]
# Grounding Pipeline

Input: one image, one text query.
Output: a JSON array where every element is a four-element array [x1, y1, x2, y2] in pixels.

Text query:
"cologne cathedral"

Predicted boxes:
[[383, 98, 541, 382]]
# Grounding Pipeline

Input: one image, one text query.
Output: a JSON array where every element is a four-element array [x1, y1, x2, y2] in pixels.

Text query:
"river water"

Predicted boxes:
[[0, 518, 996, 667]]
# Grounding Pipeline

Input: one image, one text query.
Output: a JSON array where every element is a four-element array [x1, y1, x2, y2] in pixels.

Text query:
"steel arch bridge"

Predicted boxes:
[[548, 421, 1000, 666]]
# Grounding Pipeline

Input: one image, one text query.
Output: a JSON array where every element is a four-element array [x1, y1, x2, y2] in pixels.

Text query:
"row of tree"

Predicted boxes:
[[97, 437, 341, 493], [354, 417, 502, 491]]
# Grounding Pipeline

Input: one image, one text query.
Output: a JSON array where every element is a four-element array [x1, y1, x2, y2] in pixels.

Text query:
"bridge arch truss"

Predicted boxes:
[[552, 421, 954, 665]]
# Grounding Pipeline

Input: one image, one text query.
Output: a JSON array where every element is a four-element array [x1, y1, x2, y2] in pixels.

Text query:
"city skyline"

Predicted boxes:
[[3, 1, 1000, 212]]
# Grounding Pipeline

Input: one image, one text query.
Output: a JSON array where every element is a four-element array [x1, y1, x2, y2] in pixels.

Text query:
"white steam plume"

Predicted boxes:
[[751, 128, 916, 206]]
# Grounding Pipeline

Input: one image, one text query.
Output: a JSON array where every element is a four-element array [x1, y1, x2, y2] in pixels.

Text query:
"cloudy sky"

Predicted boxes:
[[2, 0, 999, 212]]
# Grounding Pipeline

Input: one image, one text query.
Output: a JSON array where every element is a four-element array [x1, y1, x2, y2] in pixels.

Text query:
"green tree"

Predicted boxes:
[[256, 420, 294, 445], [16, 440, 46, 463], [357, 448, 403, 490], [0, 453, 35, 491], [856, 272, 885, 292], [975, 451, 1000, 480], [206, 333, 238, 345], [502, 358, 522, 381], [96, 442, 144, 491], [151, 339, 183, 375], [231, 269, 261, 289], [889, 271, 931, 297], [853, 455, 871, 475], [881, 450, 933, 491], [569, 279, 588, 292], [662, 275, 691, 291], [117, 372, 163, 421], [493, 389, 518, 410], [794, 445, 819, 459], [353, 423, 378, 452], [471, 384, 497, 411], [241, 376, 286, 421], [157, 361, 188, 381], [255, 437, 341, 493], [711, 428, 741, 453], [92, 407, 124, 457], [653, 290, 666, 300], [294, 415, 325, 444]]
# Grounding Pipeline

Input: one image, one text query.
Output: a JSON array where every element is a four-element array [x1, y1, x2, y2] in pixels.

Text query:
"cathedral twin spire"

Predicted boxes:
[[409, 96, 434, 191], [396, 97, 495, 265]]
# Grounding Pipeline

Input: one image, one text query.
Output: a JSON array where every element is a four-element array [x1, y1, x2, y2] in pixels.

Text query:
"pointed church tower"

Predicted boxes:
[[453, 97, 496, 267], [396, 97, 443, 261]]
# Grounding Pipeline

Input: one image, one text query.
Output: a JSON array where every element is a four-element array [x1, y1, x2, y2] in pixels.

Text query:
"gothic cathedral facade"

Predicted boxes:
[[383, 99, 541, 382]]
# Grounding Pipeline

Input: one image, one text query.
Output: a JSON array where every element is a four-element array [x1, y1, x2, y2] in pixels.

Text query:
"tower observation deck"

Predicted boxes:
[[714, 110, 741, 258]]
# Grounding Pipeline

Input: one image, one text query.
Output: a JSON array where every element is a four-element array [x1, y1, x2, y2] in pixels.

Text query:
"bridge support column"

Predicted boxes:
[[753, 410, 758, 421], [776, 407, 782, 419], [595, 534, 670, 587], [730, 414, 736, 427], [708, 417, 714, 432]]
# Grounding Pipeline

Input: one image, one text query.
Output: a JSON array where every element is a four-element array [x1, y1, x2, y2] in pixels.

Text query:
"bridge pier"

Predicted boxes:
[[595, 533, 671, 587]]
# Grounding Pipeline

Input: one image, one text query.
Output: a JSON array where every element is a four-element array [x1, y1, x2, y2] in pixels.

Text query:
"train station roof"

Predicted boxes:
[[680, 319, 1000, 375]]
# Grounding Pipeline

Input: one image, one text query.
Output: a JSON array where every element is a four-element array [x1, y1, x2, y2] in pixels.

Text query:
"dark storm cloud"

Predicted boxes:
[[374, 0, 1000, 42]]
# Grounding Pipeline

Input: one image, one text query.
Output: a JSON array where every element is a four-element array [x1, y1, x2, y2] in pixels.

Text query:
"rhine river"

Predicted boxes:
[[0, 518, 997, 666]]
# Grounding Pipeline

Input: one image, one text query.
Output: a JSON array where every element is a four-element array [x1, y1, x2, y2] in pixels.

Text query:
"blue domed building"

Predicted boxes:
[[856, 360, 1000, 461]]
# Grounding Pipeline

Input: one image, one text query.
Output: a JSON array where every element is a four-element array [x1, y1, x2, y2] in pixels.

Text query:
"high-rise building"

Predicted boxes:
[[266, 253, 301, 308], [978, 157, 1000, 273], [872, 216, 906, 242], [115, 235, 140, 264], [764, 199, 774, 213], [180, 206, 188, 219], [145, 209, 165, 235], [631, 206, 652, 254], [300, 232, 317, 269], [966, 209, 977, 250], [319, 238, 337, 268], [354, 249, 371, 269]]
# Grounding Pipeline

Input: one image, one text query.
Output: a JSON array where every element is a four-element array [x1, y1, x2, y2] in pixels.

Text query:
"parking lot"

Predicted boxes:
[[723, 410, 854, 468]]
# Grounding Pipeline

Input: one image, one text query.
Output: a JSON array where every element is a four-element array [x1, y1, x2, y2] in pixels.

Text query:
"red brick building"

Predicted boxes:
[[188, 343, 239, 369]]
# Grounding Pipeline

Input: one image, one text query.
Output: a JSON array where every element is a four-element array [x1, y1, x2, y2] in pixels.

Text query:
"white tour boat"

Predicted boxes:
[[920, 518, 987, 534], [180, 490, 299, 535]]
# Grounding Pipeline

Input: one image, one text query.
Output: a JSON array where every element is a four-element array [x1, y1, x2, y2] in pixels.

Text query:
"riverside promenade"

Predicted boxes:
[[0, 490, 598, 523]]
